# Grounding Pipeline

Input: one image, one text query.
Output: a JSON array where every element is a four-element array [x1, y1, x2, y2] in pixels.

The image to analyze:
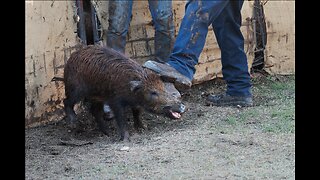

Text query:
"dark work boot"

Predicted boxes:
[[205, 93, 253, 107], [143, 60, 192, 91], [103, 104, 114, 120]]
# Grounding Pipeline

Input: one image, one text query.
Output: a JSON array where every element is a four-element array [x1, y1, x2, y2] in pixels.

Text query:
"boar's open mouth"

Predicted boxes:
[[168, 110, 182, 119], [163, 104, 185, 119]]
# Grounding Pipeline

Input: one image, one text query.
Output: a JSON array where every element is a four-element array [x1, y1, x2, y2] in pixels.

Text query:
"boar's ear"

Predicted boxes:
[[130, 81, 143, 92], [160, 76, 176, 83]]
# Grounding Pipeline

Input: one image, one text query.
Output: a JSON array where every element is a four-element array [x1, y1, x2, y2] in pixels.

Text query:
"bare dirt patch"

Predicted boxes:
[[25, 73, 295, 179]]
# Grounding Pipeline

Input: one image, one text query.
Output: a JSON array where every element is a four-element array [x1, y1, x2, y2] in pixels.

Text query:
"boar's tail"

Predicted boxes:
[[51, 77, 64, 82]]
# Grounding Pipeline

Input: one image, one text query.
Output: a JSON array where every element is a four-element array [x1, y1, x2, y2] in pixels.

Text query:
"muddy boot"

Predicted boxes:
[[205, 93, 253, 107], [103, 104, 114, 120], [143, 60, 192, 91]]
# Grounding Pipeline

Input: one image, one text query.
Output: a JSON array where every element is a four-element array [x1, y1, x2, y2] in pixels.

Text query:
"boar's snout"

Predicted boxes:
[[174, 103, 186, 114], [163, 103, 186, 119], [160, 82, 185, 119]]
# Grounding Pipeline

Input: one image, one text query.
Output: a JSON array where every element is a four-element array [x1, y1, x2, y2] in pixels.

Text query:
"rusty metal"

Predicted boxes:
[[251, 0, 267, 70], [90, 2, 100, 45], [76, 0, 87, 45]]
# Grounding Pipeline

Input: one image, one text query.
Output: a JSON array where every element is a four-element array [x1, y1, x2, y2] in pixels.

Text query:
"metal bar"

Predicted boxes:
[[252, 18, 257, 51], [76, 0, 87, 45], [258, 2, 266, 48], [90, 2, 99, 44]]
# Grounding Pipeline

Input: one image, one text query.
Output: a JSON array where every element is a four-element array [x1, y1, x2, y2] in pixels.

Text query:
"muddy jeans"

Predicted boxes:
[[168, 0, 252, 97], [106, 0, 175, 63]]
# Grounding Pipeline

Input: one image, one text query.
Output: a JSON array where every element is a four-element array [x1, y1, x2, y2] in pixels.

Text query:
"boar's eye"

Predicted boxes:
[[149, 91, 159, 101], [150, 91, 159, 97]]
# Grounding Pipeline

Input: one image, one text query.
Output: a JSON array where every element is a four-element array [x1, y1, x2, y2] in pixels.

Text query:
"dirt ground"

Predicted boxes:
[[25, 73, 295, 179]]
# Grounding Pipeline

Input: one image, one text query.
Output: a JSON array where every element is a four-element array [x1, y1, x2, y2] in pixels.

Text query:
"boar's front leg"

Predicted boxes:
[[111, 103, 130, 142], [132, 107, 147, 131]]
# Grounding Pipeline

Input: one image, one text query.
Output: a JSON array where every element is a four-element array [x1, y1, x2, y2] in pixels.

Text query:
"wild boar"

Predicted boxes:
[[61, 45, 185, 141]]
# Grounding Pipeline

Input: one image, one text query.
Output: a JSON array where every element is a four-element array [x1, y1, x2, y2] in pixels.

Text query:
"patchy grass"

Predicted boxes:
[[262, 107, 295, 133], [224, 116, 238, 125], [253, 74, 295, 133], [212, 74, 295, 134]]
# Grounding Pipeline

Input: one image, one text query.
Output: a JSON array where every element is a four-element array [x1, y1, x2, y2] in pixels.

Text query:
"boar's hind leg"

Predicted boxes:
[[63, 97, 78, 129], [132, 107, 147, 131], [90, 102, 110, 135]]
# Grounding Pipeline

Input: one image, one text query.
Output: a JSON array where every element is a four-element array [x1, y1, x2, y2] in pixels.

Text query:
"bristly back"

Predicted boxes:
[[66, 45, 149, 82]]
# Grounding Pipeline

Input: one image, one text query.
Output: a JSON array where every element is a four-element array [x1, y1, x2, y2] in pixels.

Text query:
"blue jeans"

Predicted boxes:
[[106, 0, 175, 62], [168, 0, 251, 97]]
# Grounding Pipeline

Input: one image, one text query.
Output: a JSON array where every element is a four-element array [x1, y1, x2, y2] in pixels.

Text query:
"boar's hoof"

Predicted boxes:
[[134, 123, 147, 132], [100, 129, 109, 136], [120, 131, 131, 142], [67, 121, 78, 130]]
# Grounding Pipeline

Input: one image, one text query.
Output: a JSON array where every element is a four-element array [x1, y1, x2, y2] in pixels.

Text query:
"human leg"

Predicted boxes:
[[212, 0, 251, 97], [105, 1, 133, 116], [106, 0, 133, 53], [143, 1, 229, 89], [167, 1, 229, 80], [148, 0, 175, 63], [206, 0, 252, 106]]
